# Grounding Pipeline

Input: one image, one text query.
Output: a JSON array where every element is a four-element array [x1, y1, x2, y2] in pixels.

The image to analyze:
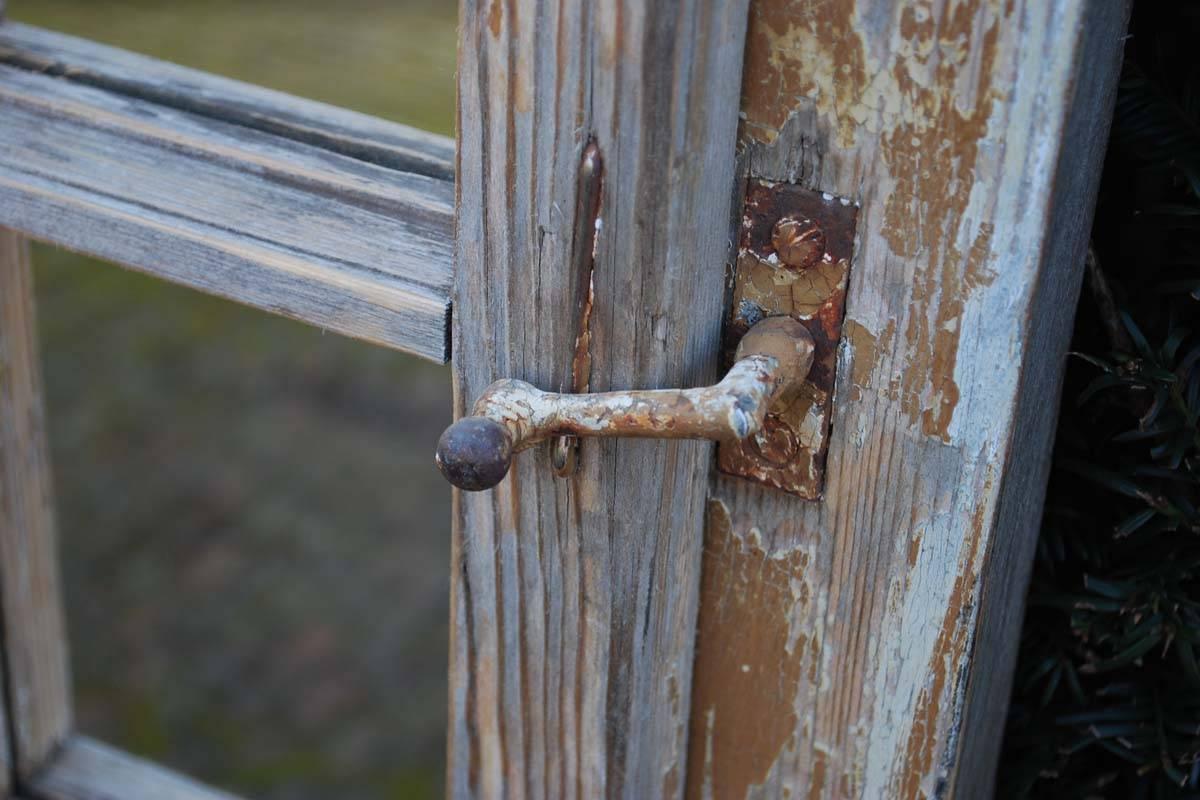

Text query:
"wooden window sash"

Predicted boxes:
[[0, 12, 457, 799]]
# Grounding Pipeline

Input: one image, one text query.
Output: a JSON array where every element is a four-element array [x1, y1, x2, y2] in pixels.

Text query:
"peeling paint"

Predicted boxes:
[[702, 0, 1100, 796], [686, 501, 817, 799], [883, 0, 1005, 442], [844, 317, 896, 403], [739, 0, 869, 148], [740, 0, 1006, 442], [487, 0, 502, 38]]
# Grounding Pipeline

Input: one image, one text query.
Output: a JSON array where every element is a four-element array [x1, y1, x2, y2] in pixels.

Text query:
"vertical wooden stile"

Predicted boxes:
[[684, 1, 1130, 798], [0, 228, 72, 783], [0, 12, 16, 793], [450, 1, 750, 797]]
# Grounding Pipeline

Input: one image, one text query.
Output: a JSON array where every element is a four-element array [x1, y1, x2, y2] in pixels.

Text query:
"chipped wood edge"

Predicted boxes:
[[0, 229, 72, 782], [949, 2, 1132, 795]]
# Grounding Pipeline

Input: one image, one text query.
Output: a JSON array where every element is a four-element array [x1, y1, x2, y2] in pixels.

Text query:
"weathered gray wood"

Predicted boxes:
[[0, 229, 72, 781], [28, 736, 241, 800], [0, 30, 454, 363], [450, 1, 750, 797], [0, 23, 454, 181], [0, 12, 13, 791], [683, 1, 1130, 798], [949, 3, 1132, 795]]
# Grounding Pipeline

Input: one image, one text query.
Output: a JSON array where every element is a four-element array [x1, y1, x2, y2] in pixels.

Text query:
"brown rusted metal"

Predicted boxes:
[[717, 180, 859, 499], [436, 318, 815, 491], [771, 216, 827, 272], [552, 140, 604, 478]]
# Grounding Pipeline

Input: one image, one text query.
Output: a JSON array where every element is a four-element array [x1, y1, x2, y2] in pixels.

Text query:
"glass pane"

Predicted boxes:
[[11, 1, 457, 797]]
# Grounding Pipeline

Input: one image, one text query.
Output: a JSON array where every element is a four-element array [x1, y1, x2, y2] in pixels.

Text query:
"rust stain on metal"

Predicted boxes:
[[553, 140, 604, 476], [772, 216, 827, 272], [568, 141, 603, 395], [718, 180, 858, 498], [686, 500, 813, 799]]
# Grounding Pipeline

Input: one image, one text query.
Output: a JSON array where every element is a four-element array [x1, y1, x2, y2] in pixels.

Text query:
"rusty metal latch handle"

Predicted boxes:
[[435, 317, 815, 491]]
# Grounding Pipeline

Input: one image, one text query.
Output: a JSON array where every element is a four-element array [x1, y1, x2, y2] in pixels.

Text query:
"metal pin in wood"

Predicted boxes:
[[551, 141, 604, 479]]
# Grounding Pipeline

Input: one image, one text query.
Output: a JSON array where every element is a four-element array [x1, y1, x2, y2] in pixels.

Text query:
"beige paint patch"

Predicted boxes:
[[686, 501, 816, 799], [844, 317, 897, 402]]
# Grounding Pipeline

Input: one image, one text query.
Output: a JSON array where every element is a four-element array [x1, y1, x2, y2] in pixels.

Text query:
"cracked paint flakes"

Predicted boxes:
[[740, 0, 869, 148], [844, 317, 896, 403], [686, 501, 819, 799], [741, 0, 1008, 443], [887, 0, 1004, 442]]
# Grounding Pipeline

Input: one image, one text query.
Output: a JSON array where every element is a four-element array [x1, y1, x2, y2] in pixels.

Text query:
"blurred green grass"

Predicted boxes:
[[6, 2, 458, 798]]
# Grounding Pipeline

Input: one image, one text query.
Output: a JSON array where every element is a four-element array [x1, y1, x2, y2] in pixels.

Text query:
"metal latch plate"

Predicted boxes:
[[717, 180, 858, 499]]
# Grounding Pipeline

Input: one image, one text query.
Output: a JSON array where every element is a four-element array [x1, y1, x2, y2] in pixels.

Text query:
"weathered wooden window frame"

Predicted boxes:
[[0, 1, 1132, 799]]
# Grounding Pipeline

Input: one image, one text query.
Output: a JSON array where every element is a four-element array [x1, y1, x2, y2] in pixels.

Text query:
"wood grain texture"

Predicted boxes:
[[0, 23, 454, 181], [0, 229, 71, 781], [685, 1, 1129, 798], [0, 25, 454, 363], [450, 1, 750, 797], [28, 736, 241, 800]]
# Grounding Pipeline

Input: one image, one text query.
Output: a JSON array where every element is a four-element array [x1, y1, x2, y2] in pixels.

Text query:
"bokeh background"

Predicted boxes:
[[7, 2, 458, 798]]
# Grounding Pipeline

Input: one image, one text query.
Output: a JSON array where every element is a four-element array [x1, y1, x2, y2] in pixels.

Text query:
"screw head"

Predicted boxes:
[[771, 217, 827, 272]]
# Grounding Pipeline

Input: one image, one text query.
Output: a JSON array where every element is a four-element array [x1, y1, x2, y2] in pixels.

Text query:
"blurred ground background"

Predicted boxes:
[[6, 2, 457, 798]]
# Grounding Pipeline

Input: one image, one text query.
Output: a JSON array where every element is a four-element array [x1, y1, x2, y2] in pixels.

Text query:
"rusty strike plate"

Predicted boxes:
[[717, 180, 858, 499]]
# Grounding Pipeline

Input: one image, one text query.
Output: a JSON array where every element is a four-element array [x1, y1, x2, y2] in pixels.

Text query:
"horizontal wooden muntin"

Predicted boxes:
[[0, 23, 455, 363], [29, 736, 243, 800]]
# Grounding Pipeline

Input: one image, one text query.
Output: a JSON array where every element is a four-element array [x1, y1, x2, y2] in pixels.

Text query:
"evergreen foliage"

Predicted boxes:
[[1000, 3, 1200, 797]]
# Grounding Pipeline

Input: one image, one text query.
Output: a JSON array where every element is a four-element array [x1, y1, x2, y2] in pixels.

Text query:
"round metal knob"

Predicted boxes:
[[435, 417, 513, 492]]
